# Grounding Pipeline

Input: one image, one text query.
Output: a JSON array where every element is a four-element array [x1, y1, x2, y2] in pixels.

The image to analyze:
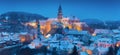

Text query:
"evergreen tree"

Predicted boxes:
[[106, 46, 114, 55], [18, 47, 33, 55], [70, 45, 78, 55], [52, 47, 58, 55], [114, 45, 119, 55]]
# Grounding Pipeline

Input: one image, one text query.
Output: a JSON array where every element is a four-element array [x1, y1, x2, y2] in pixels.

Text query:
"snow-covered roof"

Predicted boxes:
[[87, 46, 95, 50], [112, 29, 120, 33], [20, 32, 28, 35], [49, 40, 59, 43], [73, 41, 84, 44], [90, 36, 100, 41], [10, 36, 20, 41], [74, 22, 88, 27], [3, 37, 10, 41], [114, 34, 120, 38], [114, 35, 120, 41], [97, 47, 109, 53], [95, 38, 113, 44], [117, 48, 120, 55], [28, 44, 35, 49], [28, 38, 42, 49], [94, 29, 113, 34], [1, 32, 9, 35], [80, 51, 88, 55], [66, 30, 89, 35]]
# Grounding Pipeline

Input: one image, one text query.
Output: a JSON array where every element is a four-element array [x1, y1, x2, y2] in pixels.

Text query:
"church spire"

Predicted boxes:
[[57, 5, 63, 22]]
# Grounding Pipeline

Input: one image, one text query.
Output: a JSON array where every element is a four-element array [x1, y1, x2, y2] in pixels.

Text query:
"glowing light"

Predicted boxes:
[[68, 25, 72, 29], [116, 44, 119, 47], [92, 33, 96, 36], [82, 47, 86, 51], [47, 46, 50, 49], [45, 34, 51, 38], [43, 21, 52, 36], [35, 44, 42, 48], [86, 49, 92, 55], [28, 22, 37, 28], [20, 37, 26, 42], [63, 25, 66, 28], [76, 26, 82, 31]]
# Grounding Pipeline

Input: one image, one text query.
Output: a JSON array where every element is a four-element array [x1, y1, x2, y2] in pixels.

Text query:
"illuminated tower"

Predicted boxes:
[[57, 5, 63, 22]]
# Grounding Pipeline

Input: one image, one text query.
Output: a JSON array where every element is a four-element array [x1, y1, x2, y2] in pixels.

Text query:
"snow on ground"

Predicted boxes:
[[28, 38, 42, 49], [97, 47, 109, 54], [117, 48, 120, 55], [1, 28, 120, 55], [80, 51, 88, 55]]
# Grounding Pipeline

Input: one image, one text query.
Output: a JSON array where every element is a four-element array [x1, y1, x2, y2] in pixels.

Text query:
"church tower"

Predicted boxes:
[[36, 19, 42, 40], [57, 5, 63, 22]]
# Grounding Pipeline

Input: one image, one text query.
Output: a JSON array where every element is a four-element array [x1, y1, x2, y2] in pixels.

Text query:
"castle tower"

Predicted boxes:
[[57, 5, 63, 22]]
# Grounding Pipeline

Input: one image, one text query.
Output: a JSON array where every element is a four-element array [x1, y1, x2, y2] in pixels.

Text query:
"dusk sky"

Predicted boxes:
[[0, 0, 120, 21]]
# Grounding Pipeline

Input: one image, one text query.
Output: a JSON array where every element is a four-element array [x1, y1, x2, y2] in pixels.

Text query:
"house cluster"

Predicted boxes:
[[27, 28, 120, 55]]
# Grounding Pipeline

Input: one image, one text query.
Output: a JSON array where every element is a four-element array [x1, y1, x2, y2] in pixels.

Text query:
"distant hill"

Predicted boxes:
[[106, 21, 120, 29], [0, 11, 48, 32], [81, 19, 120, 29], [81, 19, 106, 29], [81, 19, 103, 24], [0, 11, 48, 23]]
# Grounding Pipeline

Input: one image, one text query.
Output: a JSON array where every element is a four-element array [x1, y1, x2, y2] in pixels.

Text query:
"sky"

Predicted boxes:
[[0, 0, 120, 21]]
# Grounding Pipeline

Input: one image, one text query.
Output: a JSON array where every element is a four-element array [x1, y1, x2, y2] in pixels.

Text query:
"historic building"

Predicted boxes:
[[26, 5, 90, 36]]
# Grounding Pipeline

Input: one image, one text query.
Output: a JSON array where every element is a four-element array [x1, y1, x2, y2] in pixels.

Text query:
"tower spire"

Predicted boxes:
[[57, 4, 63, 22]]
